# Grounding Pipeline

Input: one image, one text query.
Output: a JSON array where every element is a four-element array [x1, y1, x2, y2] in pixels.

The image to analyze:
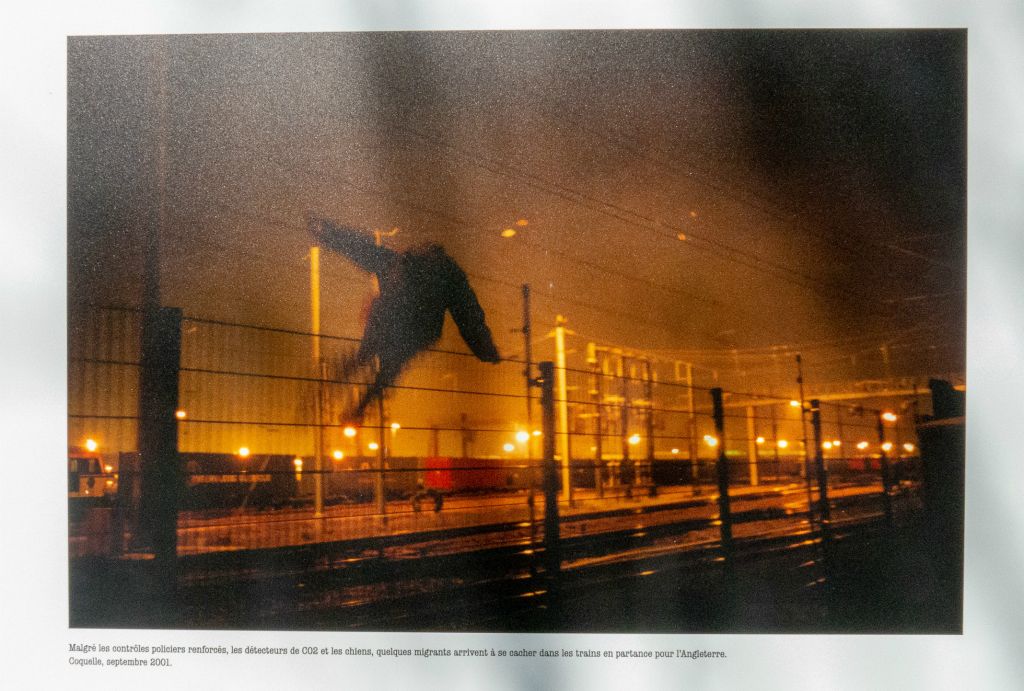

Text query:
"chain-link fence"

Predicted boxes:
[[69, 303, 936, 630]]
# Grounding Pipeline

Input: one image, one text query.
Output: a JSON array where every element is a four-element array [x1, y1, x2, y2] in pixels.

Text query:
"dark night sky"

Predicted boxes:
[[67, 30, 966, 389]]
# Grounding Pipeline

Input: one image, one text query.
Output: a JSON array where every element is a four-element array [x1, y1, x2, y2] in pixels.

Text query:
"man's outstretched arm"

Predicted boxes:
[[307, 215, 398, 275]]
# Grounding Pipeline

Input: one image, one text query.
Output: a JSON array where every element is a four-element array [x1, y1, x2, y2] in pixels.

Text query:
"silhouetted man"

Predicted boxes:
[[308, 216, 501, 421]]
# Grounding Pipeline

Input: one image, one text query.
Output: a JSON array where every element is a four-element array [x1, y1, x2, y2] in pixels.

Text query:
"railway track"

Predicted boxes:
[[159, 485, 920, 630]]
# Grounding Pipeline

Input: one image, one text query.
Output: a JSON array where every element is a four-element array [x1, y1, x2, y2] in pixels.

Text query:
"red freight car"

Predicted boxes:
[[423, 456, 507, 492]]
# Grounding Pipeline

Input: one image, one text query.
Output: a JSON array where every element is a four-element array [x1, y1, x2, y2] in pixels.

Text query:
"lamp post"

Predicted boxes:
[[310, 245, 324, 518]]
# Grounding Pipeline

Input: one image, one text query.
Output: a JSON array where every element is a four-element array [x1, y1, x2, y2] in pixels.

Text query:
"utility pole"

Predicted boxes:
[[539, 362, 560, 580], [554, 315, 572, 504], [370, 227, 396, 516], [521, 285, 536, 515], [746, 405, 759, 486], [643, 360, 656, 489], [796, 354, 815, 515], [618, 352, 631, 493], [310, 246, 324, 517], [675, 361, 698, 483], [589, 344, 604, 498], [376, 396, 387, 515]]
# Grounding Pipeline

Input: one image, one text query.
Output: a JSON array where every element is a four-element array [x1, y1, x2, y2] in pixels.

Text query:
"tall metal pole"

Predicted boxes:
[[770, 402, 781, 481], [369, 228, 395, 517], [810, 400, 830, 526], [521, 285, 537, 518], [835, 405, 846, 479], [554, 315, 572, 504], [644, 360, 656, 489], [711, 388, 733, 556], [685, 362, 698, 483], [539, 362, 560, 579], [796, 354, 814, 515], [877, 412, 894, 526], [746, 405, 759, 486], [618, 352, 631, 492], [310, 246, 324, 517], [376, 396, 386, 516], [589, 343, 604, 498]]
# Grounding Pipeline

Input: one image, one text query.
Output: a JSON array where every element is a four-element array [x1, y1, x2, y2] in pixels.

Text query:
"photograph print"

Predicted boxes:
[[68, 29, 965, 633]]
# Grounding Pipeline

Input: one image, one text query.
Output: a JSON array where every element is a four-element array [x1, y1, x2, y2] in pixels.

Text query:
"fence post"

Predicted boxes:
[[710, 388, 733, 556], [539, 361, 561, 579], [877, 413, 894, 527], [138, 307, 182, 590], [810, 400, 831, 529]]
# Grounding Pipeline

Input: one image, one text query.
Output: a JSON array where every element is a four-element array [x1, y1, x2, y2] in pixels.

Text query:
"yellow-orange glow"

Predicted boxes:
[[343, 426, 357, 438], [789, 400, 801, 408], [882, 411, 898, 422], [515, 430, 530, 444], [857, 441, 869, 450], [85, 438, 99, 452], [501, 228, 516, 238], [175, 409, 187, 420], [368, 442, 379, 451], [293, 458, 303, 469], [628, 433, 641, 446], [755, 436, 766, 444], [503, 443, 515, 453], [332, 450, 344, 460], [778, 439, 789, 449], [704, 435, 718, 447], [881, 441, 894, 452], [390, 422, 401, 431], [238, 447, 250, 458]]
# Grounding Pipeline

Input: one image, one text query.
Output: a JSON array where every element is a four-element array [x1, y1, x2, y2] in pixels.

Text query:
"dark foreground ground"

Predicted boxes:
[[70, 512, 961, 634]]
